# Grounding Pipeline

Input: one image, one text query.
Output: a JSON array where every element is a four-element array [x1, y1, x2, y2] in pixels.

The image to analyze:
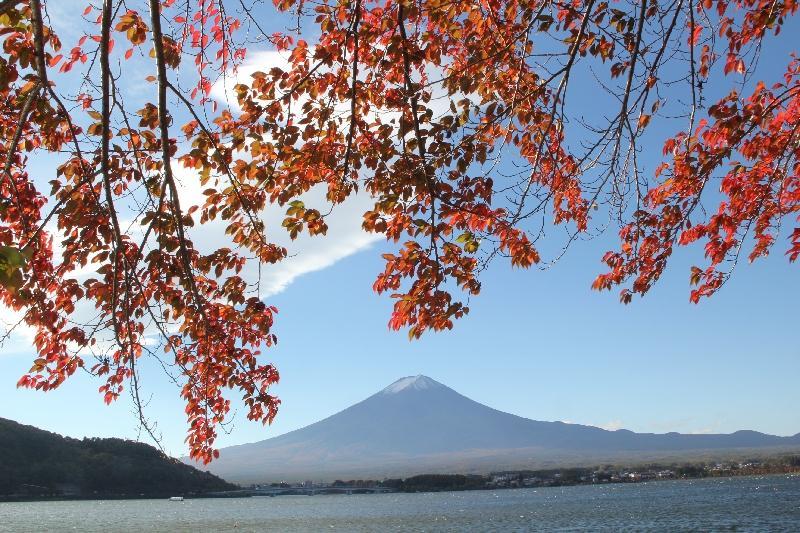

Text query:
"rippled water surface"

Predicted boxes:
[[2, 475, 799, 531]]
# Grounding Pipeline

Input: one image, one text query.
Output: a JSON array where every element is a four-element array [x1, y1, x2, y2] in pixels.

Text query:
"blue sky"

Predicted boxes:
[[0, 1, 798, 457]]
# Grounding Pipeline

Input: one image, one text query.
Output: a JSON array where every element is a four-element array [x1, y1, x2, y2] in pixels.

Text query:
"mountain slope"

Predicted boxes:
[[0, 417, 236, 499], [199, 375, 800, 482]]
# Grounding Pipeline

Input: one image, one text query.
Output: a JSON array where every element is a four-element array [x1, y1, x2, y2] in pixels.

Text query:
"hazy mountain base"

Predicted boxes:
[[207, 446, 800, 484]]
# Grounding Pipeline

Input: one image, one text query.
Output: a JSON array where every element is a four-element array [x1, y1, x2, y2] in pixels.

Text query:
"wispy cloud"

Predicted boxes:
[[174, 163, 380, 299], [598, 420, 625, 431], [195, 47, 388, 296], [687, 428, 716, 435], [211, 51, 291, 113]]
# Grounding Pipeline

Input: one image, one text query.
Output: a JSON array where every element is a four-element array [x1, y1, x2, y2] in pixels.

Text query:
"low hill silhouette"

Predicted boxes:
[[0, 417, 236, 499]]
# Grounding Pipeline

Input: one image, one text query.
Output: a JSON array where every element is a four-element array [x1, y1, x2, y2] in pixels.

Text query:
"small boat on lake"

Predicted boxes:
[[169, 496, 184, 501]]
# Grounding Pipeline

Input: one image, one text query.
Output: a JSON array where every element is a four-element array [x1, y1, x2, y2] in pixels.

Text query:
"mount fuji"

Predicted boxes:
[[195, 375, 800, 483]]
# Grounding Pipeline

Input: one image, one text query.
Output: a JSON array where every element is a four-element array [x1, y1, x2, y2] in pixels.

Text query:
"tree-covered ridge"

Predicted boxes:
[[0, 417, 236, 499]]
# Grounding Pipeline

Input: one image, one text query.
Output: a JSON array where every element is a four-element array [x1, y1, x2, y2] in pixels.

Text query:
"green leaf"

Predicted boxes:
[[0, 246, 26, 269], [455, 232, 473, 244]]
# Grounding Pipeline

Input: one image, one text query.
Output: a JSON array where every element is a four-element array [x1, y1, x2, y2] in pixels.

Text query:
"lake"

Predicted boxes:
[[2, 475, 799, 531]]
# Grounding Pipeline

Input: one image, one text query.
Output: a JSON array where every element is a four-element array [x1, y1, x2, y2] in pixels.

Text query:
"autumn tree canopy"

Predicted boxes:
[[0, 0, 797, 461]]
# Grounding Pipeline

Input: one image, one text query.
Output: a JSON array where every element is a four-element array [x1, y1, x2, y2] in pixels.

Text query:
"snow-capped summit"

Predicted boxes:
[[381, 375, 443, 394]]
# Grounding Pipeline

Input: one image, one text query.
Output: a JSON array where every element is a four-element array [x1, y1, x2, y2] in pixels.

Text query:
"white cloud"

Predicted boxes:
[[174, 163, 380, 298], [211, 51, 291, 113], [598, 420, 625, 431], [687, 428, 715, 435], [212, 48, 469, 125], [202, 49, 385, 297]]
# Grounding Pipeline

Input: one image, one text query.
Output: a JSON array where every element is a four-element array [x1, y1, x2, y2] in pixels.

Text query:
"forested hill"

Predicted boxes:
[[0, 417, 236, 500]]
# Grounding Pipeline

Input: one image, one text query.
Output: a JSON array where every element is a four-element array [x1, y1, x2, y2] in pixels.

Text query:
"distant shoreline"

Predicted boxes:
[[4, 457, 799, 503], [0, 491, 251, 504]]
